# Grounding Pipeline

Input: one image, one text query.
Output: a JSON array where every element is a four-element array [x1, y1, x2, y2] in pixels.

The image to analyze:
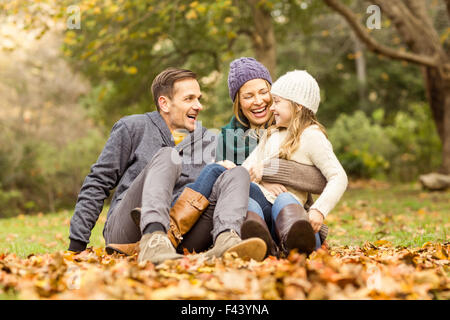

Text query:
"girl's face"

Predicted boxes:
[[270, 95, 298, 128], [238, 79, 272, 128]]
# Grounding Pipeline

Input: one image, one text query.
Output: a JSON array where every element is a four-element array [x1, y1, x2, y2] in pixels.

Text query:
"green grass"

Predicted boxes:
[[0, 208, 107, 258], [0, 182, 449, 258], [324, 181, 450, 248]]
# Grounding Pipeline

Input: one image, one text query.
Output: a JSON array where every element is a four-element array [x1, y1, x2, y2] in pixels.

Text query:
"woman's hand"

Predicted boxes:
[[216, 160, 236, 170], [308, 209, 324, 233], [248, 162, 263, 183], [260, 181, 287, 197]]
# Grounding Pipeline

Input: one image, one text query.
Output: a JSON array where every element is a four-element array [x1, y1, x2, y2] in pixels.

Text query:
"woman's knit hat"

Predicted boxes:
[[270, 70, 320, 114], [228, 57, 272, 102]]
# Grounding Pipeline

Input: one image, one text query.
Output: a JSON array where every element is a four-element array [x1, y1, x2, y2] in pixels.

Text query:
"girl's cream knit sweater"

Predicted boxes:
[[242, 125, 348, 217]]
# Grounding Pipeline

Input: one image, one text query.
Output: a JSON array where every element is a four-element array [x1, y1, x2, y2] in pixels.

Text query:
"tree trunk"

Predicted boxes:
[[445, 0, 450, 19], [437, 85, 450, 175], [248, 0, 277, 77], [423, 66, 450, 174], [350, 30, 368, 111], [444, 89, 450, 174]]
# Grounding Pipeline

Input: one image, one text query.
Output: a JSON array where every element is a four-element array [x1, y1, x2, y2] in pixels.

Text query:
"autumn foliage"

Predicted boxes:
[[0, 241, 448, 300]]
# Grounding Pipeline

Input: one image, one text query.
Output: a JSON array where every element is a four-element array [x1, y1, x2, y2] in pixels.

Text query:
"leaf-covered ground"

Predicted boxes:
[[0, 242, 448, 300], [0, 181, 449, 300]]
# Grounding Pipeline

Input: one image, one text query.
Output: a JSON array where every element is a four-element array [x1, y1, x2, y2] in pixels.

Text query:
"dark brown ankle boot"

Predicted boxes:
[[241, 211, 279, 258], [275, 203, 316, 255]]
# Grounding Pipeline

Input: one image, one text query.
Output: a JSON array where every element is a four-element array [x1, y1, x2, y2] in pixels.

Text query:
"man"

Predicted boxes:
[[68, 68, 266, 264]]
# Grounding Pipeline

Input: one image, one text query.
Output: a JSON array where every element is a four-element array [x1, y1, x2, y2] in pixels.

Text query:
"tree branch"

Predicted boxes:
[[374, 0, 441, 52], [403, 0, 430, 21], [322, 0, 439, 68]]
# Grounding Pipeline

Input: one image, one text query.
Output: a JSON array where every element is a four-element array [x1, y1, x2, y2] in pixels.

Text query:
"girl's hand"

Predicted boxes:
[[308, 209, 324, 233], [216, 160, 236, 170], [248, 163, 263, 182], [260, 181, 287, 196]]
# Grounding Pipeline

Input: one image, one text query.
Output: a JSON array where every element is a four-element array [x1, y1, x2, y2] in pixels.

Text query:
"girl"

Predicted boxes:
[[241, 70, 348, 256]]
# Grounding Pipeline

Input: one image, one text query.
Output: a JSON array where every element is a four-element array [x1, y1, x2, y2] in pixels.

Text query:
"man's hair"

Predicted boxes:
[[151, 67, 197, 111]]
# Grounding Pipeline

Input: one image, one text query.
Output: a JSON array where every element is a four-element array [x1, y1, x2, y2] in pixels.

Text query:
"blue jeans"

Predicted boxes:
[[187, 163, 227, 198], [249, 183, 273, 231], [248, 190, 321, 250], [172, 163, 227, 206]]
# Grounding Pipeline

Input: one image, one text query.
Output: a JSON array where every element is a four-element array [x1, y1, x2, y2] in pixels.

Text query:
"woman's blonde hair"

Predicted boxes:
[[261, 100, 327, 160], [233, 79, 274, 132]]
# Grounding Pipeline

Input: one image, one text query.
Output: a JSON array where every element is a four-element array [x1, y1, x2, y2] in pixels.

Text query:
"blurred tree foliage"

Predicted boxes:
[[0, 20, 105, 217], [62, 0, 241, 128], [57, 0, 445, 130], [329, 103, 442, 180], [2, 0, 445, 128]]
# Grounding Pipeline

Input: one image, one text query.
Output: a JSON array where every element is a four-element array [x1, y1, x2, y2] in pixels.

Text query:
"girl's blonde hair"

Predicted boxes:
[[261, 100, 327, 160]]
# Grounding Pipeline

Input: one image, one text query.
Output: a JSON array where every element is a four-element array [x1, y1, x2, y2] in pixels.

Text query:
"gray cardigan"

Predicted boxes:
[[69, 111, 217, 251]]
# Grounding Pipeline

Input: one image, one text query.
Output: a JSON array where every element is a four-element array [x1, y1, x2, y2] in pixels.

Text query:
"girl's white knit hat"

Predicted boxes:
[[270, 70, 320, 114]]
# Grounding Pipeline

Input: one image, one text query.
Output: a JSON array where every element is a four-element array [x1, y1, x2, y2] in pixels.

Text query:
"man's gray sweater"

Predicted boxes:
[[69, 111, 217, 251]]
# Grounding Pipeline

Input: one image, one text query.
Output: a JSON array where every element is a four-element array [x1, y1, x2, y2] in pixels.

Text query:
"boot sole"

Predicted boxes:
[[138, 252, 184, 265], [105, 245, 127, 255], [285, 220, 316, 255], [105, 243, 139, 256], [241, 220, 274, 257], [224, 238, 267, 262]]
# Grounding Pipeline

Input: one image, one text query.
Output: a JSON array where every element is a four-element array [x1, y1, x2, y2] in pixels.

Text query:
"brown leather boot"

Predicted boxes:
[[241, 211, 279, 258], [129, 188, 209, 248], [275, 203, 316, 256], [167, 187, 209, 248]]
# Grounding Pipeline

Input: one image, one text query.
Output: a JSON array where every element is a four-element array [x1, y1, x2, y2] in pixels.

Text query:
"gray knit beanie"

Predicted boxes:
[[270, 70, 321, 114], [228, 57, 272, 102]]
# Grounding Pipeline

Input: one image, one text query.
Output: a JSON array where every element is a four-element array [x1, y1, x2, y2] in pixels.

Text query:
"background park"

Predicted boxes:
[[0, 0, 448, 300]]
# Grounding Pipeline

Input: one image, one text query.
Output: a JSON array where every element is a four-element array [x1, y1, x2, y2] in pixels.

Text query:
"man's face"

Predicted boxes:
[[159, 78, 203, 132]]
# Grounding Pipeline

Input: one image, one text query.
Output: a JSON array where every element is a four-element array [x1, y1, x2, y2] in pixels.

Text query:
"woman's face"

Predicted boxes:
[[238, 79, 272, 128], [270, 94, 296, 128]]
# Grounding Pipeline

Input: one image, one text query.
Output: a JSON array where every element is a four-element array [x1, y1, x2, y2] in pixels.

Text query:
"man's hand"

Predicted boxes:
[[308, 209, 324, 233], [216, 160, 236, 170], [260, 181, 287, 197]]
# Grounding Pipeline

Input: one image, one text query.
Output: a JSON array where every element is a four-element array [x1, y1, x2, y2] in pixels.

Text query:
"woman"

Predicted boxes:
[[216, 57, 329, 257], [216, 57, 273, 165]]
